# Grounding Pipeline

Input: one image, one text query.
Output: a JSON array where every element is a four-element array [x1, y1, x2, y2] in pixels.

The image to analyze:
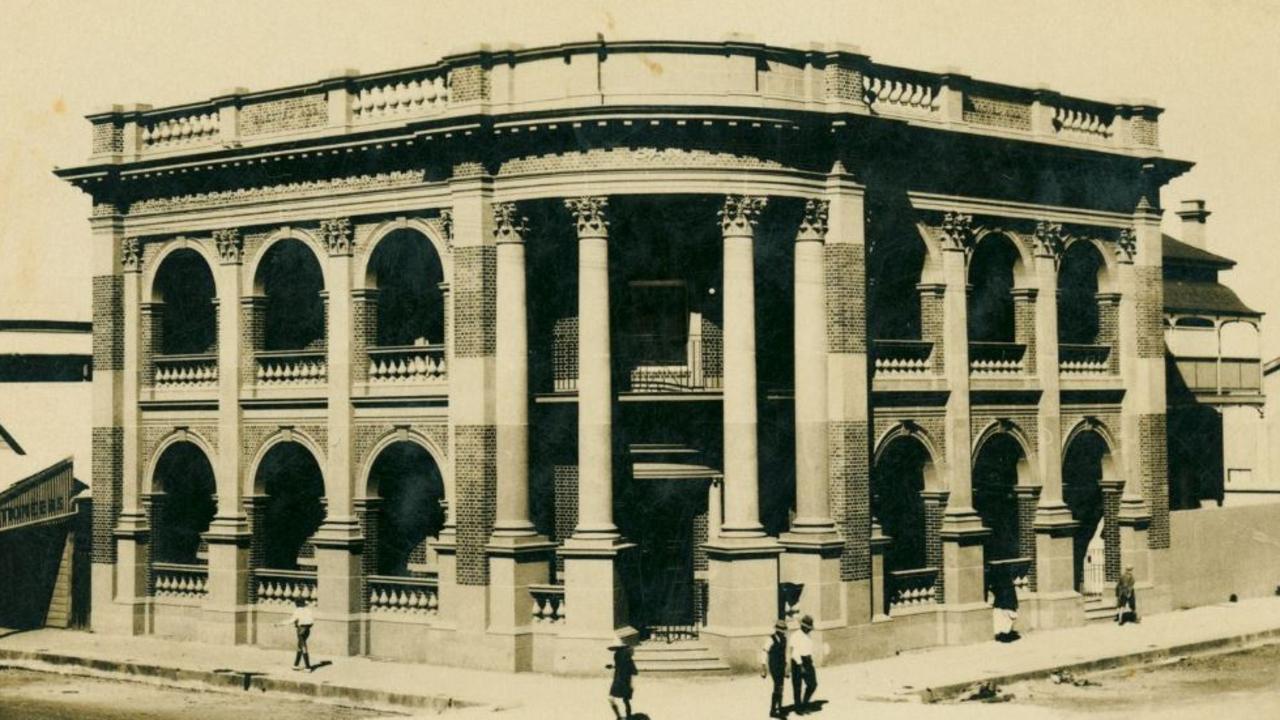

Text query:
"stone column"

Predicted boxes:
[[936, 213, 989, 645], [312, 218, 361, 656], [783, 195, 844, 634], [1030, 223, 1081, 627], [705, 194, 782, 667], [557, 196, 633, 674], [114, 237, 150, 635], [201, 228, 252, 645], [488, 202, 554, 668]]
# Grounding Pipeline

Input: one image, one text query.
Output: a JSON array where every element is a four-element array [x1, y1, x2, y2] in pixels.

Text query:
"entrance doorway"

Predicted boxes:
[[629, 479, 702, 642]]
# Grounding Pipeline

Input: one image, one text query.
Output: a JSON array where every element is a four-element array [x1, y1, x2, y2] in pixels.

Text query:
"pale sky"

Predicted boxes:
[[2, 0, 1278, 353]]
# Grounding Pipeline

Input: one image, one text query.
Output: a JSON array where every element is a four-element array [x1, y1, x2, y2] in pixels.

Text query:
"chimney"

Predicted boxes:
[[1177, 199, 1211, 250]]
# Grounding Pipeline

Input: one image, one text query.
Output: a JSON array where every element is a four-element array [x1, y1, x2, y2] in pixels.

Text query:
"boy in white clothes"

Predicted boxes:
[[278, 598, 315, 671]]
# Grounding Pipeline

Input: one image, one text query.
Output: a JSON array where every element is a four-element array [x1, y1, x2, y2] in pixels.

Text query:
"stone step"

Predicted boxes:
[[1085, 601, 1119, 623], [633, 641, 731, 676]]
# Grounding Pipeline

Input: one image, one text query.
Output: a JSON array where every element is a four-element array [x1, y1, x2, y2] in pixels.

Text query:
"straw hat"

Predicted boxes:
[[774, 619, 788, 632], [800, 614, 814, 630], [606, 635, 628, 650]]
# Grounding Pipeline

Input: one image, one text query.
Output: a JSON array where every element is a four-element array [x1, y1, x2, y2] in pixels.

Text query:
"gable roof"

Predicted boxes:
[[1163, 234, 1236, 269]]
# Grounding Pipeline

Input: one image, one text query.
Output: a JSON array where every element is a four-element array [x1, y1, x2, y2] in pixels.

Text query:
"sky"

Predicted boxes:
[[1, 0, 1278, 353]]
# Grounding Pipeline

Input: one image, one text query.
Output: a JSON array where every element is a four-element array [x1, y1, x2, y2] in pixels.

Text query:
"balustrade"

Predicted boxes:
[[352, 72, 450, 122], [872, 340, 934, 376], [1052, 101, 1114, 139], [254, 569, 318, 606], [368, 575, 440, 615], [529, 584, 566, 625], [862, 66, 941, 117], [255, 350, 327, 385], [969, 342, 1027, 375], [367, 345, 447, 384], [141, 111, 219, 149], [154, 353, 218, 388], [152, 562, 209, 599], [1059, 344, 1111, 375], [887, 567, 939, 611], [986, 557, 1033, 596]]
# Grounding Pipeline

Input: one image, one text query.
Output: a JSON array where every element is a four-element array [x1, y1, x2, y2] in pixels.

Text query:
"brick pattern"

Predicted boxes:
[[552, 317, 578, 387], [357, 504, 378, 611], [1131, 117, 1159, 147], [239, 95, 327, 136], [244, 498, 266, 602], [448, 65, 490, 103], [701, 317, 723, 380], [143, 496, 161, 595], [240, 300, 264, 384], [1014, 294, 1036, 370], [454, 425, 496, 586], [1015, 487, 1040, 591], [830, 420, 870, 581], [1135, 267, 1164, 358], [963, 96, 1032, 131], [826, 243, 866, 354], [871, 412, 947, 459], [453, 246, 496, 358], [352, 294, 376, 384], [1097, 299, 1120, 373], [1102, 486, 1122, 582], [923, 492, 947, 602], [824, 64, 864, 102], [93, 275, 124, 371], [140, 305, 161, 386], [919, 287, 945, 370], [971, 412, 1038, 456], [1140, 413, 1170, 549], [92, 427, 123, 564], [552, 464, 579, 576], [352, 422, 450, 481], [92, 121, 123, 154], [1059, 411, 1121, 447], [692, 506, 709, 572], [498, 147, 785, 176], [140, 425, 220, 486]]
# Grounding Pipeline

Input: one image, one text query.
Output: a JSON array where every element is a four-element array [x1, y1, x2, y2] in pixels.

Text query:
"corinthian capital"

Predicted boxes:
[[719, 195, 767, 235], [214, 228, 243, 264], [121, 237, 142, 273], [565, 196, 609, 239], [492, 202, 528, 243], [320, 218, 353, 256], [1032, 221, 1067, 260], [939, 212, 975, 252], [797, 199, 830, 242], [1115, 227, 1136, 263]]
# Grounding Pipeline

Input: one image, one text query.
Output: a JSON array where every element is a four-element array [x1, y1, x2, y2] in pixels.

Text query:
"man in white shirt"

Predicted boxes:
[[789, 614, 818, 714], [278, 598, 315, 671]]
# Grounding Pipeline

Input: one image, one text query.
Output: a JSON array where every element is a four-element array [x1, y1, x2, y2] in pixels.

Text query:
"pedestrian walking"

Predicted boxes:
[[788, 615, 818, 714], [278, 597, 314, 671], [758, 619, 789, 717], [606, 636, 638, 720], [1116, 566, 1138, 625]]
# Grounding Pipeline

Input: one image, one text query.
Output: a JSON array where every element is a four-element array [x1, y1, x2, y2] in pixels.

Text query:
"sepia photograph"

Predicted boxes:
[[2, 1, 1279, 718]]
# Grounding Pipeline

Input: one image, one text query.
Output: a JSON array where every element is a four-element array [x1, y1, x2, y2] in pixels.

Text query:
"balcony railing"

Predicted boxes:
[[1059, 344, 1111, 375], [367, 344, 447, 384], [154, 353, 218, 388], [254, 568, 318, 606], [985, 557, 1033, 596], [152, 562, 209, 599], [530, 583, 566, 625], [368, 574, 439, 615], [887, 567, 939, 612], [255, 350, 327, 386], [872, 340, 934, 376], [970, 342, 1027, 375]]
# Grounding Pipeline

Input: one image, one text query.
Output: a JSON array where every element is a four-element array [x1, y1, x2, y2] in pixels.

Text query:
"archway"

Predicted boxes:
[[1063, 430, 1108, 593], [255, 239, 325, 352], [968, 234, 1022, 342], [150, 441, 216, 564], [868, 232, 928, 341], [1058, 241, 1106, 345], [151, 249, 217, 355], [972, 433, 1025, 562], [255, 442, 326, 570], [366, 230, 446, 348], [872, 434, 934, 614], [367, 441, 446, 576]]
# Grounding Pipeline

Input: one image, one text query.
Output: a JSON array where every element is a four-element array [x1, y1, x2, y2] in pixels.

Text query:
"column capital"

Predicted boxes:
[[1032, 221, 1066, 261], [437, 208, 453, 245], [1115, 227, 1137, 264], [1010, 287, 1039, 302], [121, 237, 142, 273], [214, 228, 243, 265], [492, 201, 528, 244], [565, 196, 609, 239], [719, 194, 767, 236], [938, 211, 975, 253], [796, 198, 830, 242], [320, 217, 354, 256]]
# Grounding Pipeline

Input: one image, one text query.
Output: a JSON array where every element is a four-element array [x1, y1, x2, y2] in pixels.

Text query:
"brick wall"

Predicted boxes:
[[1015, 487, 1040, 590], [963, 96, 1032, 131], [553, 464, 579, 577], [919, 287, 945, 370], [1135, 267, 1164, 358], [91, 427, 123, 564], [92, 121, 123, 154], [239, 95, 327, 136], [1097, 298, 1120, 373], [824, 64, 864, 102], [826, 243, 866, 354], [454, 425, 496, 586], [453, 247, 496, 357], [93, 276, 123, 371], [1014, 294, 1036, 369], [923, 492, 947, 602], [1140, 413, 1170, 549], [830, 420, 870, 581], [1102, 486, 1122, 582], [701, 317, 723, 380], [351, 293, 377, 384], [448, 65, 490, 103]]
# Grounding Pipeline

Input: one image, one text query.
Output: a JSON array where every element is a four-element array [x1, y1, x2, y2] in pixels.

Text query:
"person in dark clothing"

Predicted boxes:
[[1116, 566, 1138, 625], [759, 619, 789, 717], [991, 568, 1020, 642], [606, 637, 638, 720]]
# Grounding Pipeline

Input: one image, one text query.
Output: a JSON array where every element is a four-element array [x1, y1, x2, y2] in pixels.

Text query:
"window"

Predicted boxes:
[[625, 280, 689, 365]]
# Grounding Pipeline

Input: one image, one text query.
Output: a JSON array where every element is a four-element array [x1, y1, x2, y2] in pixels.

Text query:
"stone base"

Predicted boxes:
[[704, 537, 783, 636], [198, 604, 251, 645], [779, 533, 844, 629], [486, 535, 555, 635], [1028, 590, 1085, 630], [1034, 521, 1078, 595], [552, 627, 639, 675], [559, 536, 633, 642], [942, 602, 992, 645]]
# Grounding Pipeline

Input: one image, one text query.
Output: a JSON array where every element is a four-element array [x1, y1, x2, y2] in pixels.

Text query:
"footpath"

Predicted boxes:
[[4, 597, 1280, 719]]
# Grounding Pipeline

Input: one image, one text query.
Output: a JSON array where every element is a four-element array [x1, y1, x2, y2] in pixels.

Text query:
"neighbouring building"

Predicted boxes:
[[55, 38, 1190, 673], [1162, 201, 1267, 508]]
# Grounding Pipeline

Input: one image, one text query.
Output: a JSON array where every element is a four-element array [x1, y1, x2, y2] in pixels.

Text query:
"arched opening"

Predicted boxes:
[[256, 240, 325, 351], [366, 230, 446, 347], [367, 441, 446, 576], [972, 433, 1024, 563], [1058, 241, 1106, 345], [255, 442, 326, 570], [1063, 431, 1108, 594], [868, 234, 927, 341], [152, 249, 216, 355], [151, 442, 216, 564], [872, 436, 930, 573], [968, 234, 1021, 343]]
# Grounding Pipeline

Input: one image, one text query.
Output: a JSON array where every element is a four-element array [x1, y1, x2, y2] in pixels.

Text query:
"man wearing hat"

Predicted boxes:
[[789, 615, 818, 714], [759, 619, 789, 717], [1116, 566, 1138, 625], [605, 635, 638, 720]]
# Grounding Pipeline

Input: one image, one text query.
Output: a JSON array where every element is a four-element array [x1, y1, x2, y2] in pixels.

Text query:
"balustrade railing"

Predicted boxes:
[[1059, 344, 1111, 375], [152, 562, 209, 599], [141, 110, 220, 149], [255, 350, 327, 385], [1052, 100, 1115, 140], [367, 344, 447, 384], [254, 568, 318, 606], [986, 557, 1033, 596], [352, 71, 450, 122], [887, 567, 939, 612], [154, 353, 218, 388], [530, 583, 566, 625], [368, 574, 439, 615], [872, 340, 934, 376], [970, 342, 1027, 375], [862, 65, 942, 118]]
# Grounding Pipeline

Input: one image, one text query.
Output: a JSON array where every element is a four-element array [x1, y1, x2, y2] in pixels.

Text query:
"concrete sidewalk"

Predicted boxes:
[[4, 598, 1280, 719]]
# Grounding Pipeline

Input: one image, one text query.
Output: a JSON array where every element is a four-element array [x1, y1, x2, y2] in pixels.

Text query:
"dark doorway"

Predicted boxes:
[[1063, 431, 1107, 592], [973, 433, 1023, 562], [629, 480, 701, 641]]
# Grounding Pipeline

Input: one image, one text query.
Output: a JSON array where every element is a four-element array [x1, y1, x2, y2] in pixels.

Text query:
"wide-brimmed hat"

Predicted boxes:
[[800, 615, 814, 630], [774, 619, 788, 632], [606, 635, 628, 650]]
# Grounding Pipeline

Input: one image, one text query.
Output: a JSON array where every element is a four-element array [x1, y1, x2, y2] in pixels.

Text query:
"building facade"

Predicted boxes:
[[57, 39, 1189, 673]]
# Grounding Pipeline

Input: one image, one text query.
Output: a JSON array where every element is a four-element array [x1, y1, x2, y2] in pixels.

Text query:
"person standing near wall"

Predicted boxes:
[[1116, 566, 1139, 625], [606, 636, 638, 720], [789, 615, 818, 714], [759, 619, 789, 717]]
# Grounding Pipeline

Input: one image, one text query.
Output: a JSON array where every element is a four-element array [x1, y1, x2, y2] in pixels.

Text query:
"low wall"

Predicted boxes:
[[1170, 504, 1280, 608]]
